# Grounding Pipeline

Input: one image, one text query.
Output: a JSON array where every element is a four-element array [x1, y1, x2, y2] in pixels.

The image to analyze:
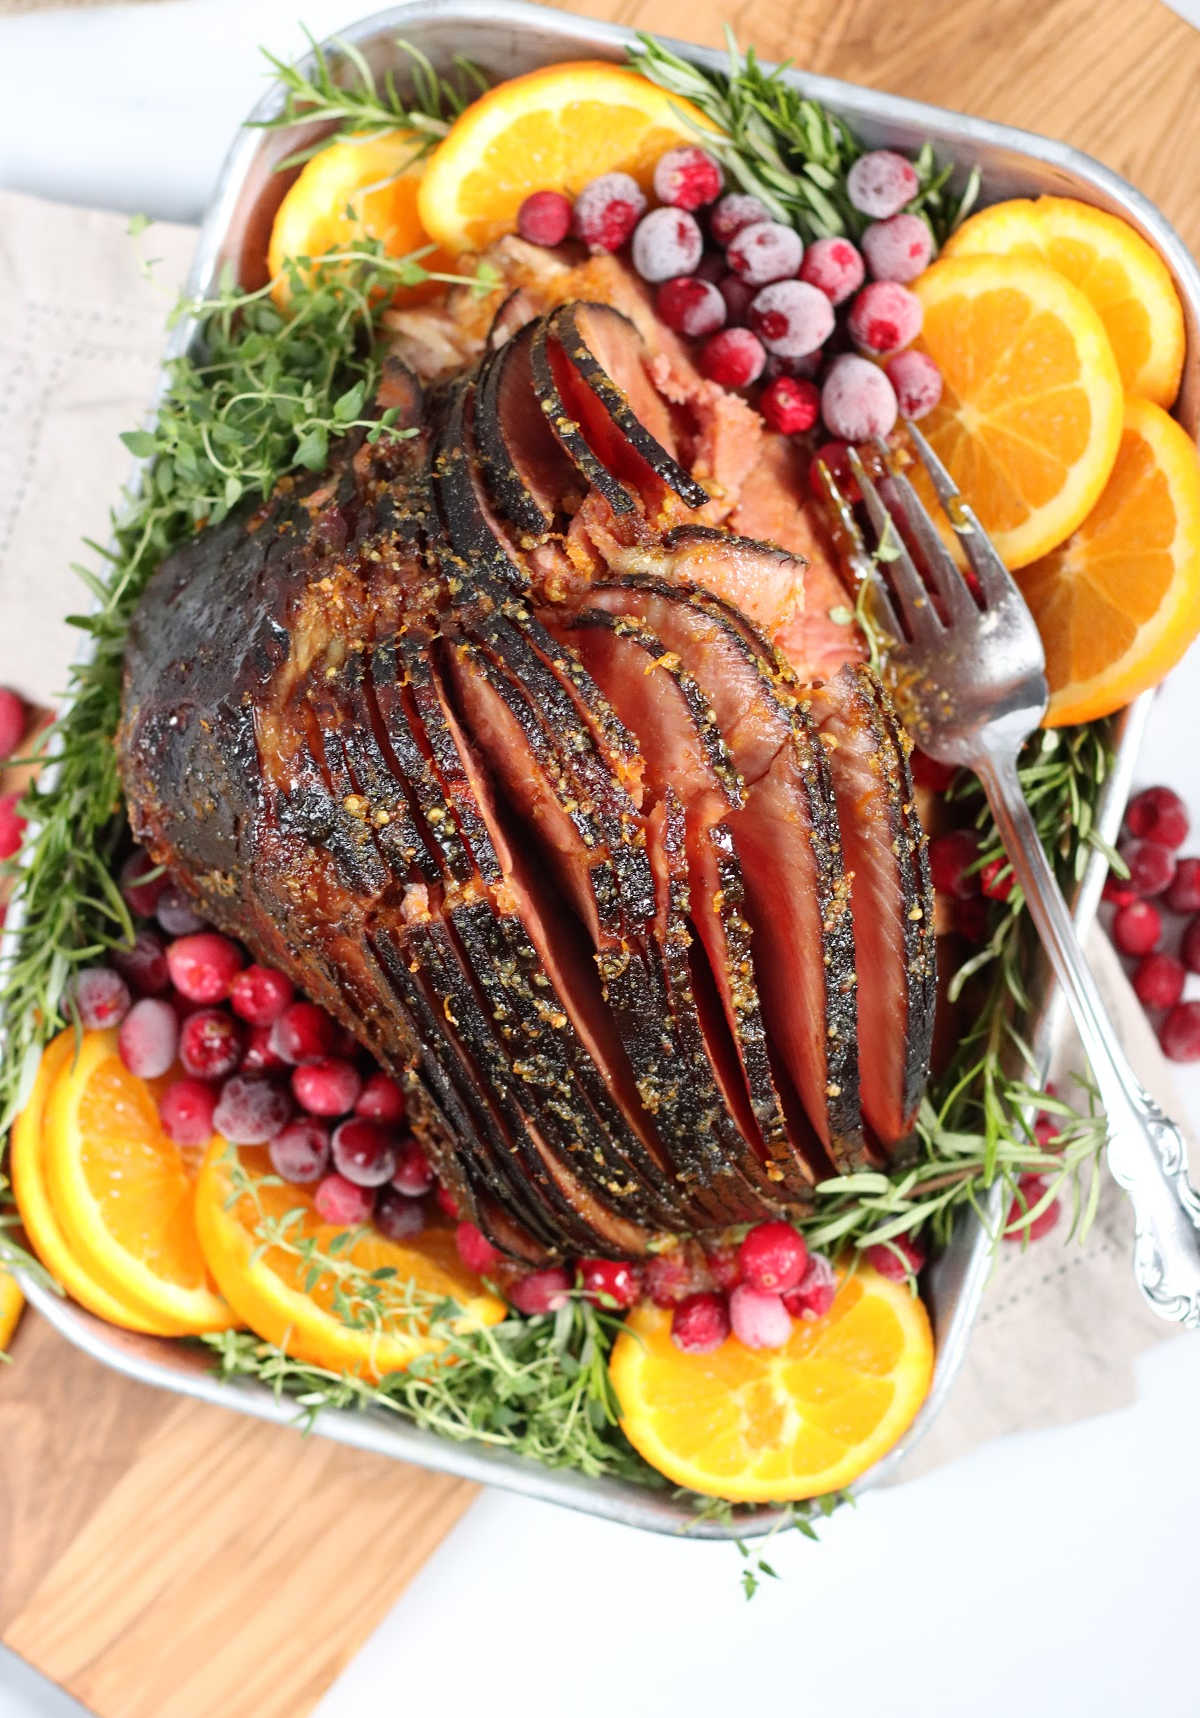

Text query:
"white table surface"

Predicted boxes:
[[2, 5, 1199, 1716]]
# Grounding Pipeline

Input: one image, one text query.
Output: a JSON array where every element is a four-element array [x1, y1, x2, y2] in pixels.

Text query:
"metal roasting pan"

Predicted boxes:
[[6, 0, 1198, 1539]]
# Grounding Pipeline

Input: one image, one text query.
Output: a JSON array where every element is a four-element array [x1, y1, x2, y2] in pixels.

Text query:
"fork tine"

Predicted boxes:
[[811, 456, 905, 645], [848, 447, 943, 645], [903, 420, 1019, 608], [870, 437, 979, 625]]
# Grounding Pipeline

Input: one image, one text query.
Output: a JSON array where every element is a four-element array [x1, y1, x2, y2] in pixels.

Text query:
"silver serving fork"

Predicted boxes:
[[820, 424, 1200, 1327]]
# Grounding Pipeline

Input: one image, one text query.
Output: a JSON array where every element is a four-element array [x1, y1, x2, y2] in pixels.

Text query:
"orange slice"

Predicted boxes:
[[194, 1139, 505, 1380], [268, 129, 450, 308], [610, 1263, 934, 1502], [941, 196, 1185, 407], [42, 1029, 235, 1334], [0, 1270, 23, 1350], [11, 1030, 188, 1335], [417, 60, 717, 254], [1019, 395, 1200, 724], [911, 254, 1123, 569]]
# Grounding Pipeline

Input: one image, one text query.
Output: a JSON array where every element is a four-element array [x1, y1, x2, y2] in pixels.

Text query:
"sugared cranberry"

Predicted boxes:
[[1166, 858, 1200, 915], [356, 1070, 407, 1124], [800, 236, 865, 304], [821, 352, 899, 440], [980, 858, 1014, 901], [704, 1244, 742, 1292], [455, 1220, 500, 1273], [155, 885, 207, 937], [847, 280, 923, 355], [729, 1283, 791, 1350], [726, 219, 803, 285], [331, 1116, 397, 1187], [292, 1056, 362, 1117], [375, 1188, 427, 1241], [656, 275, 726, 338], [644, 1248, 710, 1306], [1117, 838, 1176, 898], [242, 1023, 285, 1073], [269, 1116, 331, 1184], [865, 1234, 926, 1280], [1102, 871, 1139, 908], [670, 1291, 730, 1353], [1112, 899, 1163, 957], [738, 1220, 808, 1293], [884, 348, 943, 420], [929, 829, 981, 897], [516, 189, 572, 247], [577, 1257, 641, 1309], [509, 1267, 571, 1315], [390, 1137, 435, 1197], [314, 1173, 374, 1227], [435, 1184, 461, 1220], [269, 1000, 337, 1066], [846, 149, 919, 219], [698, 326, 766, 388], [759, 374, 821, 436], [782, 1250, 837, 1320], [1183, 916, 1200, 974], [862, 212, 934, 283], [808, 439, 861, 503], [717, 274, 755, 326], [0, 687, 24, 759], [229, 963, 293, 1027], [1033, 1112, 1061, 1148], [1005, 1173, 1059, 1241], [112, 927, 170, 995], [69, 966, 132, 1030], [747, 279, 833, 358], [631, 207, 704, 282], [213, 1075, 291, 1144], [0, 794, 26, 860], [179, 1008, 245, 1080], [166, 931, 244, 1004], [653, 144, 723, 210], [1133, 952, 1186, 1010], [158, 1077, 218, 1148], [1162, 1000, 1200, 1061], [119, 850, 168, 919], [709, 192, 770, 245], [910, 750, 957, 793], [118, 997, 179, 1079], [1125, 785, 1189, 848], [572, 172, 646, 253]]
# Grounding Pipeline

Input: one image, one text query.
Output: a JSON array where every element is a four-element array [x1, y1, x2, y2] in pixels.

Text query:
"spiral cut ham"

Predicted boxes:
[[119, 268, 936, 1260]]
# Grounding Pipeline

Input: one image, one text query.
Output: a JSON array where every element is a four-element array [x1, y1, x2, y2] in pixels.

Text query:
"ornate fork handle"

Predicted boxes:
[[977, 744, 1200, 1328]]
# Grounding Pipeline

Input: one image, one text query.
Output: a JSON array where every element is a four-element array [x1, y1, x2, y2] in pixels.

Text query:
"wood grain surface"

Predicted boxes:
[[3, 1, 1200, 1714]]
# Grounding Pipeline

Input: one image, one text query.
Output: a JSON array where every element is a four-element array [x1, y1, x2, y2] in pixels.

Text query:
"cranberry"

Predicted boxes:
[[737, 1219, 808, 1293], [644, 1248, 711, 1306], [1166, 858, 1200, 915], [119, 849, 168, 919], [229, 963, 293, 1026], [848, 280, 923, 356], [653, 144, 723, 210], [0, 794, 26, 860], [1112, 899, 1163, 957], [808, 439, 861, 504], [846, 149, 920, 219], [356, 1070, 407, 1124], [166, 931, 244, 1003], [1102, 871, 1139, 908], [509, 1267, 572, 1315], [1161, 1000, 1200, 1061], [1125, 785, 1189, 848], [291, 1056, 362, 1117], [577, 1257, 641, 1309], [1133, 951, 1186, 1010], [179, 1008, 245, 1080], [572, 172, 646, 253], [631, 207, 704, 283], [729, 1283, 791, 1349], [455, 1221, 501, 1273], [375, 1188, 427, 1241], [1033, 1112, 1061, 1148], [1005, 1173, 1059, 1241], [112, 927, 170, 995], [1183, 916, 1200, 974], [698, 327, 766, 388], [435, 1184, 461, 1220], [68, 966, 132, 1030], [758, 374, 820, 436], [694, 251, 727, 283], [747, 279, 833, 359], [862, 212, 934, 283], [670, 1291, 730, 1353], [717, 274, 756, 326], [704, 1244, 742, 1292], [655, 275, 726, 338], [709, 192, 770, 246], [955, 895, 990, 943], [213, 1075, 291, 1144], [929, 828, 981, 897], [268, 1116, 331, 1184], [269, 1000, 337, 1065], [155, 885, 208, 937], [390, 1136, 435, 1197], [910, 749, 957, 793], [820, 352, 899, 441], [242, 1023, 286, 1073], [980, 857, 1014, 901], [781, 1251, 837, 1320], [314, 1173, 374, 1227], [884, 348, 943, 420], [331, 1116, 397, 1187], [799, 235, 865, 304], [865, 1234, 926, 1280], [0, 687, 24, 759], [1118, 837, 1176, 898], [117, 997, 179, 1080], [158, 1077, 218, 1147], [726, 220, 803, 286], [516, 189, 572, 247]]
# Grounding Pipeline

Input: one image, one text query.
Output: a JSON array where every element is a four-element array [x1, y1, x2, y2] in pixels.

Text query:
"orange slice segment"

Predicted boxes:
[[42, 1029, 235, 1334], [941, 196, 1185, 407], [268, 129, 450, 308], [417, 60, 717, 254], [1018, 395, 1200, 725], [11, 1030, 189, 1335], [911, 255, 1124, 570], [194, 1139, 505, 1380], [0, 1270, 23, 1350], [610, 1264, 934, 1502]]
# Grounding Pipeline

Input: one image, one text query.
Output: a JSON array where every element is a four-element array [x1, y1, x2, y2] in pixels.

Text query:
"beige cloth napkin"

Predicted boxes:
[[0, 187, 1192, 1472]]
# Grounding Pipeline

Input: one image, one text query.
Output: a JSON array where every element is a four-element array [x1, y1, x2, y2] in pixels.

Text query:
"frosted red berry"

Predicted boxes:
[[782, 1251, 837, 1320], [644, 1248, 710, 1306], [980, 858, 1014, 902], [1033, 1112, 1060, 1148], [356, 1070, 407, 1123], [331, 1116, 398, 1187], [516, 189, 572, 247], [292, 1056, 362, 1117], [179, 1008, 245, 1080], [698, 326, 766, 388], [709, 192, 770, 246], [929, 829, 981, 897], [1118, 837, 1176, 898], [1125, 785, 1189, 848], [1162, 1000, 1200, 1061], [799, 236, 865, 305], [69, 966, 132, 1030], [1133, 951, 1186, 1010], [846, 149, 919, 219], [242, 1023, 285, 1073], [729, 1283, 791, 1350], [704, 1244, 742, 1292], [0, 794, 26, 860], [314, 1173, 374, 1227], [737, 1220, 808, 1294], [848, 280, 923, 355], [213, 1075, 291, 1144], [884, 348, 943, 420], [509, 1267, 571, 1315], [910, 749, 957, 793], [268, 1117, 331, 1184], [759, 375, 821, 436], [862, 212, 934, 283], [435, 1184, 461, 1220], [455, 1220, 500, 1273], [166, 931, 244, 1004], [577, 1257, 641, 1309], [655, 275, 726, 338], [1182, 915, 1200, 974], [375, 1188, 427, 1241], [1005, 1173, 1059, 1241], [119, 850, 168, 919], [158, 1077, 218, 1148], [725, 219, 803, 285], [229, 963, 293, 1027], [572, 172, 646, 253], [269, 1000, 337, 1065], [1166, 858, 1200, 915], [865, 1234, 926, 1280], [631, 206, 703, 282], [670, 1291, 730, 1354], [112, 927, 170, 996], [653, 144, 723, 210], [0, 687, 24, 759], [747, 279, 834, 358], [717, 274, 755, 326], [390, 1136, 435, 1197], [118, 997, 179, 1080], [155, 886, 207, 937], [1112, 899, 1163, 957], [1102, 871, 1139, 908], [820, 353, 899, 441]]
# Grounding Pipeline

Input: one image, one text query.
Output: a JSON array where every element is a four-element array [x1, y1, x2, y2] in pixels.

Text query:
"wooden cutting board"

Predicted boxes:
[[4, 0, 1200, 1712]]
